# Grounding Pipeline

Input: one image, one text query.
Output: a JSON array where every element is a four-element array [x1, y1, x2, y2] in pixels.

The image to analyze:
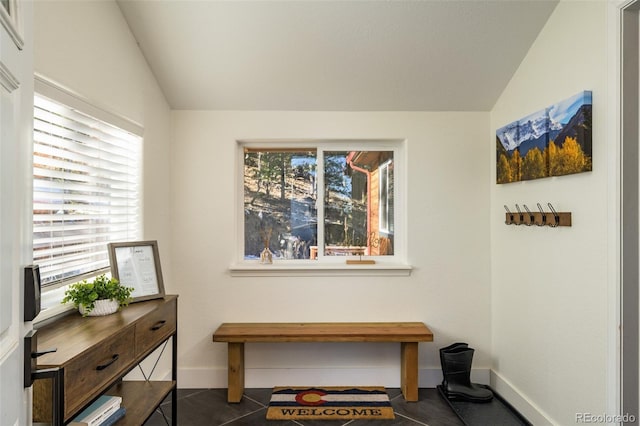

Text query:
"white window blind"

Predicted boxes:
[[33, 94, 142, 287]]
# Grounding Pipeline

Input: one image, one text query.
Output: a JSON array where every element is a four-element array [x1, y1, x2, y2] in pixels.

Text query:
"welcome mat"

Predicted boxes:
[[266, 386, 395, 420]]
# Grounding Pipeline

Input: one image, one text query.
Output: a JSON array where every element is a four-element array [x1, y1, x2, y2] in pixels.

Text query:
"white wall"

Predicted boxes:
[[171, 110, 492, 387], [33, 0, 173, 284], [490, 2, 609, 424]]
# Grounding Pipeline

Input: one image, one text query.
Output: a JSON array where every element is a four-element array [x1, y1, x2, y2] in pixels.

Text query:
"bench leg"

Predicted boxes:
[[400, 342, 419, 402], [227, 342, 245, 403]]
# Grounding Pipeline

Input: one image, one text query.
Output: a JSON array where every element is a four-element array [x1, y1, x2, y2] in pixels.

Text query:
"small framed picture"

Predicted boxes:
[[108, 240, 165, 303]]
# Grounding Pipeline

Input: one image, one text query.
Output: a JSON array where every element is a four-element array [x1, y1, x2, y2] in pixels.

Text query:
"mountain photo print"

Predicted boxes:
[[496, 91, 592, 184]]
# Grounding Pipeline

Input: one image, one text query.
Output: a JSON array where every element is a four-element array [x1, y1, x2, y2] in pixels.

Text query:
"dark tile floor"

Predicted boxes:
[[144, 388, 465, 426]]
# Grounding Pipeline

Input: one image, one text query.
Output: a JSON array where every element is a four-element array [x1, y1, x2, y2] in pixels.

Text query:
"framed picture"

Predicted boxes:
[[108, 240, 165, 302], [496, 90, 592, 184]]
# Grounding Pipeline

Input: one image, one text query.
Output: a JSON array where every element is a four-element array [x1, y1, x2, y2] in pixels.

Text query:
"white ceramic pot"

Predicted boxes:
[[79, 299, 119, 316]]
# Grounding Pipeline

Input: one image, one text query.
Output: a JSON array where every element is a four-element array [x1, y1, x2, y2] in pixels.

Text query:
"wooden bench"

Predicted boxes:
[[212, 322, 433, 403]]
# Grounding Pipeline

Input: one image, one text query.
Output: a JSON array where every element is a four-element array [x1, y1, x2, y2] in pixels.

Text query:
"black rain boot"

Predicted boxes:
[[439, 342, 468, 388], [441, 347, 493, 402]]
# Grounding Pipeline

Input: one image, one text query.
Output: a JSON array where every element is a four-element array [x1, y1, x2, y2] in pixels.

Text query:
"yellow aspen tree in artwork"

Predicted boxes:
[[547, 141, 559, 176], [522, 147, 546, 180], [497, 153, 513, 184], [509, 149, 522, 182], [558, 136, 588, 175]]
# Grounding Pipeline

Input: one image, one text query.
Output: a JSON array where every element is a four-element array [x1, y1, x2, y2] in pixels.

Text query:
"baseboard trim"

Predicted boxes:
[[490, 370, 555, 425], [178, 367, 491, 389]]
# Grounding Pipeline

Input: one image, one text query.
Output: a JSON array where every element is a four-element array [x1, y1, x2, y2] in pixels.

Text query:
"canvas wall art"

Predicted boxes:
[[496, 90, 592, 184]]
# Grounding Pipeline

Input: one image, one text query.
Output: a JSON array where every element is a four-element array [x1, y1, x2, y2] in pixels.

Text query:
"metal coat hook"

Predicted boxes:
[[504, 205, 514, 225], [523, 204, 534, 226], [536, 203, 547, 226], [547, 203, 560, 227], [515, 204, 523, 225]]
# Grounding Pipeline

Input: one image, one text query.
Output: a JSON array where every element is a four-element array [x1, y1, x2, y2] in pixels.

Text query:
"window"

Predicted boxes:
[[240, 140, 405, 267], [33, 91, 142, 288]]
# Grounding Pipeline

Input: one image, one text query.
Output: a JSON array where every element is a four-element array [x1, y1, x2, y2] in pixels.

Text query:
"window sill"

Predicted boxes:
[[33, 302, 74, 325], [228, 263, 412, 277]]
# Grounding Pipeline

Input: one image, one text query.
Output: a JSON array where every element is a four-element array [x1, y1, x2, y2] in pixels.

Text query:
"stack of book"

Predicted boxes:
[[69, 395, 126, 426]]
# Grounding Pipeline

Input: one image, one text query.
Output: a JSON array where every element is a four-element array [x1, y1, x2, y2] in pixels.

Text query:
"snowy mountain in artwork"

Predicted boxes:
[[497, 91, 592, 156], [497, 109, 548, 154], [496, 123, 519, 151], [517, 110, 548, 143]]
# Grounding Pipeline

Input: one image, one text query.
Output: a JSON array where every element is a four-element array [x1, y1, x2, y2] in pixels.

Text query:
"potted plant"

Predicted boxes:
[[62, 274, 134, 316]]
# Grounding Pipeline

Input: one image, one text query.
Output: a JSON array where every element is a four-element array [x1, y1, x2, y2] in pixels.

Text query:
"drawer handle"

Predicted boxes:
[[96, 354, 119, 371], [151, 320, 167, 331]]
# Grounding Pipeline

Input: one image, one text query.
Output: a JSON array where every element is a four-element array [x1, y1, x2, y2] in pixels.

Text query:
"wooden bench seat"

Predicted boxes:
[[212, 322, 433, 403]]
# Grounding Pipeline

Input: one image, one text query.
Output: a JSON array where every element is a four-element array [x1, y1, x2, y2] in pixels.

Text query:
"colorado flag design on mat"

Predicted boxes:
[[266, 386, 395, 420]]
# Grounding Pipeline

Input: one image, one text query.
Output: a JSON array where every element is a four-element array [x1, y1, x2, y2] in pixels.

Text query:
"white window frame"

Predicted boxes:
[[33, 75, 144, 320], [379, 159, 393, 235], [230, 139, 411, 277]]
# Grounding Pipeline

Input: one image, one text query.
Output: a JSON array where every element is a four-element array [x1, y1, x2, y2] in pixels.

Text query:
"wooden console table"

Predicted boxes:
[[212, 322, 433, 403], [33, 295, 178, 426]]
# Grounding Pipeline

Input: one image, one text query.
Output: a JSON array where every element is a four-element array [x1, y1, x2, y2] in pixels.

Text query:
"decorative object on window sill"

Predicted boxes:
[[260, 247, 274, 264], [504, 203, 571, 227], [496, 90, 592, 184], [61, 274, 134, 317], [346, 231, 379, 264], [346, 255, 376, 265], [260, 227, 273, 264]]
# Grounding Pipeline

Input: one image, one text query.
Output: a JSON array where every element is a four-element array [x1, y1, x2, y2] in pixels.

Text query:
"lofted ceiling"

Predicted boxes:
[[117, 0, 558, 111]]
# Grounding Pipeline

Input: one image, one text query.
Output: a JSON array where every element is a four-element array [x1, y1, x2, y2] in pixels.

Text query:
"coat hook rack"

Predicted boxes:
[[504, 202, 571, 227]]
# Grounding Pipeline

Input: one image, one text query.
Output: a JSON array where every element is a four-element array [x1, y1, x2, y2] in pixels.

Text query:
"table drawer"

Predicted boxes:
[[135, 297, 177, 357], [64, 327, 135, 419]]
